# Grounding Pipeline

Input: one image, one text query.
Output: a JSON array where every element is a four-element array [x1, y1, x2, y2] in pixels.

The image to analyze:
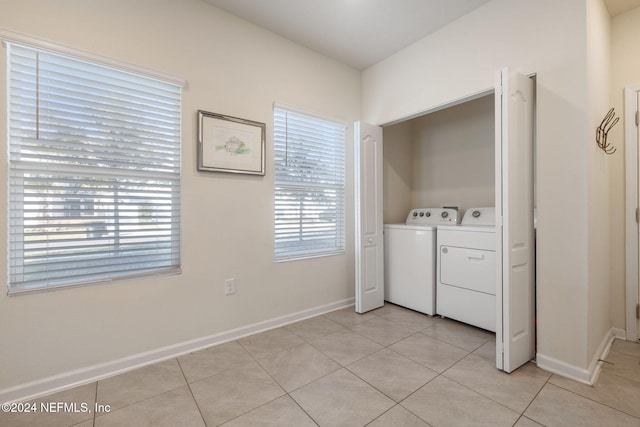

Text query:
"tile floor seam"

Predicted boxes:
[[397, 392, 440, 426], [396, 404, 434, 426], [350, 366, 437, 408], [92, 381, 98, 427], [306, 334, 380, 368], [389, 331, 471, 372], [417, 329, 491, 353], [235, 337, 261, 362], [517, 370, 553, 426], [304, 340, 340, 366], [289, 368, 398, 426], [605, 366, 640, 386], [346, 329, 410, 348], [94, 358, 193, 420], [546, 378, 640, 421], [175, 357, 208, 427], [252, 353, 316, 395], [391, 369, 447, 425], [528, 382, 640, 426], [286, 392, 321, 427], [440, 352, 555, 416], [438, 365, 528, 418], [215, 394, 292, 427], [375, 316, 426, 332], [342, 351, 408, 403], [363, 404, 390, 426], [92, 381, 193, 425], [512, 414, 545, 427], [382, 344, 447, 371], [362, 403, 410, 427], [186, 357, 258, 386]]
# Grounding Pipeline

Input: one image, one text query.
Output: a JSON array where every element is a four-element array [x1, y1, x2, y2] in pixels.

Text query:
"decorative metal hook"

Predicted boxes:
[[596, 107, 618, 155]]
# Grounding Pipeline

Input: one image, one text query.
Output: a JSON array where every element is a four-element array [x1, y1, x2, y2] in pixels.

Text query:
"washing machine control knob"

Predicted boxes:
[[441, 211, 449, 218], [413, 212, 418, 217], [472, 210, 481, 218], [419, 212, 424, 217], [425, 212, 431, 217]]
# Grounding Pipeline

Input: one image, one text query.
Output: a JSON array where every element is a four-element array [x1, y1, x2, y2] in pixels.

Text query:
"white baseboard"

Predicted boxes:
[[536, 353, 592, 385], [0, 298, 355, 404], [611, 327, 626, 340], [536, 327, 623, 386]]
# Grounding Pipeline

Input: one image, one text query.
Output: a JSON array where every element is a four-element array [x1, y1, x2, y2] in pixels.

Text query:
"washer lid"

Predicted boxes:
[[384, 223, 437, 231]]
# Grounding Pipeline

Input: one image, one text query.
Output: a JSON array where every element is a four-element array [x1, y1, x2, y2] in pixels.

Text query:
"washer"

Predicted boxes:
[[436, 207, 496, 331], [384, 208, 459, 315]]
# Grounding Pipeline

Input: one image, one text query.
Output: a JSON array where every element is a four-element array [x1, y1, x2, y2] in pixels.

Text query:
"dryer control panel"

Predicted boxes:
[[405, 208, 459, 225], [461, 207, 495, 226]]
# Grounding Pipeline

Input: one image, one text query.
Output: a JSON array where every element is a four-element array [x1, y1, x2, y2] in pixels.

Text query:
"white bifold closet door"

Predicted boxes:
[[354, 122, 384, 314], [495, 68, 536, 373]]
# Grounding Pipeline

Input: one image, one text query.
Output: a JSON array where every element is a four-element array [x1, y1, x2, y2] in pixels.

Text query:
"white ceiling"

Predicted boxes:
[[203, 0, 640, 70], [203, 0, 491, 70]]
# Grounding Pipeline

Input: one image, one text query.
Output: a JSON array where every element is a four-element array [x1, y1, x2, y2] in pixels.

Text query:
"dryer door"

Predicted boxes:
[[440, 247, 496, 295]]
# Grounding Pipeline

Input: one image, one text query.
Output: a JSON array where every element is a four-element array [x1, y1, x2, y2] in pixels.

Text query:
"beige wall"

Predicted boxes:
[[382, 121, 413, 224], [610, 6, 640, 332], [382, 95, 494, 224], [587, 0, 612, 367], [410, 95, 494, 214], [364, 0, 594, 370], [0, 0, 361, 392]]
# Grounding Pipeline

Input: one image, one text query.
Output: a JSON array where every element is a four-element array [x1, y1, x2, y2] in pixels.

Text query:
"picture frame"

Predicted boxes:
[[197, 110, 266, 175]]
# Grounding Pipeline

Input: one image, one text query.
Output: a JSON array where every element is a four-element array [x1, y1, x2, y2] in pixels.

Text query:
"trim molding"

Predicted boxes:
[[536, 327, 623, 385], [536, 353, 592, 385], [0, 298, 354, 403]]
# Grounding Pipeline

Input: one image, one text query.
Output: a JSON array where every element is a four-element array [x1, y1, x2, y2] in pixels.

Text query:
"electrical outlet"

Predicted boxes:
[[224, 278, 236, 295]]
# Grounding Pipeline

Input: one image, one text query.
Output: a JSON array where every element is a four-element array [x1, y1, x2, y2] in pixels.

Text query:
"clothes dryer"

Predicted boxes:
[[384, 208, 458, 315], [436, 207, 496, 331]]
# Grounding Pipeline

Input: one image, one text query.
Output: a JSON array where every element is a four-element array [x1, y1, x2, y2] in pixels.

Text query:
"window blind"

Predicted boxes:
[[273, 107, 345, 260], [7, 42, 182, 293]]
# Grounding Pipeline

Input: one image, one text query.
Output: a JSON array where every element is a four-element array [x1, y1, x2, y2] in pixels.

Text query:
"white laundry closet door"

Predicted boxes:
[[354, 122, 384, 313], [495, 68, 535, 372], [624, 85, 640, 343], [636, 89, 640, 342], [632, 88, 640, 343]]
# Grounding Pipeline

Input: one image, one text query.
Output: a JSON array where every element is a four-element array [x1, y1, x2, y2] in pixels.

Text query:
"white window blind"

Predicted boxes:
[[6, 42, 182, 294], [274, 106, 345, 260]]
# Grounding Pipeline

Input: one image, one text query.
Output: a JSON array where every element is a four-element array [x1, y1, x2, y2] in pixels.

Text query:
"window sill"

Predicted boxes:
[[274, 251, 345, 263]]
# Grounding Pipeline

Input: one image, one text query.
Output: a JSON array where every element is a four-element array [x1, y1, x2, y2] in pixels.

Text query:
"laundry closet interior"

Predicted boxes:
[[377, 83, 537, 371], [382, 94, 495, 225]]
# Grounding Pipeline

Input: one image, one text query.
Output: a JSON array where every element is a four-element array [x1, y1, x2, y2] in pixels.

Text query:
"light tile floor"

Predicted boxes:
[[3, 303, 640, 426]]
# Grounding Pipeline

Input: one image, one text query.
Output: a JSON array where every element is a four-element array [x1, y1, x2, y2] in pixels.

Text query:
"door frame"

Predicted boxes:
[[361, 70, 537, 372], [624, 83, 640, 343]]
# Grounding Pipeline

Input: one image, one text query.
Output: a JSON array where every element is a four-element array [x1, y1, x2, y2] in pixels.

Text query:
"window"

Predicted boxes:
[[273, 106, 346, 260], [6, 41, 182, 294]]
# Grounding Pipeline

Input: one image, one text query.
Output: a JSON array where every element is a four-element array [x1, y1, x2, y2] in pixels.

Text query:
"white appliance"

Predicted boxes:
[[384, 208, 459, 315], [436, 207, 496, 331]]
